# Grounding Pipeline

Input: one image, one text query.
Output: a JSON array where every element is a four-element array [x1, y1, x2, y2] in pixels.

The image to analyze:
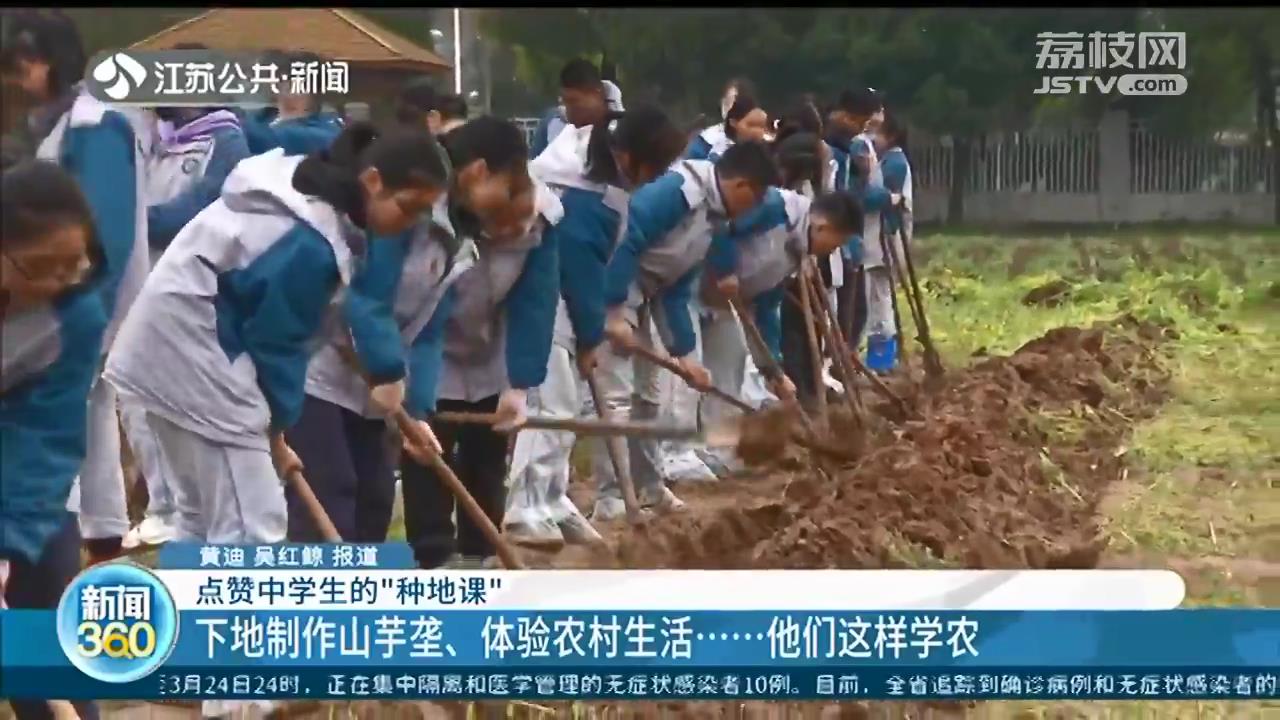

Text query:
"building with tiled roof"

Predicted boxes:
[[131, 8, 451, 120]]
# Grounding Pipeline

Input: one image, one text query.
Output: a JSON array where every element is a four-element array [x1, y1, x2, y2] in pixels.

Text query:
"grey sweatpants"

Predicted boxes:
[[68, 376, 129, 540], [592, 297, 703, 501], [504, 343, 590, 526], [146, 413, 286, 544], [119, 397, 175, 520]]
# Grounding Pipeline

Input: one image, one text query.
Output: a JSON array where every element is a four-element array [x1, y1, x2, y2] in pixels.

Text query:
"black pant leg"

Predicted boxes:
[[401, 401, 465, 569], [6, 513, 100, 720], [284, 395, 361, 542], [346, 414, 396, 543], [454, 395, 507, 559], [780, 275, 818, 406]]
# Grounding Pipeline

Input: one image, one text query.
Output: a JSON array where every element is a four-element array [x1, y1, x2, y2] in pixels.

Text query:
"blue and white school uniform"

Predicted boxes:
[[505, 125, 629, 538], [34, 89, 148, 543], [849, 132, 896, 367], [436, 181, 562, 406], [685, 123, 732, 162], [700, 188, 811, 468], [402, 183, 562, 566], [2, 287, 110, 571], [292, 196, 476, 542], [104, 149, 365, 544], [598, 159, 739, 498], [880, 145, 914, 246], [119, 110, 251, 538], [242, 109, 344, 157]]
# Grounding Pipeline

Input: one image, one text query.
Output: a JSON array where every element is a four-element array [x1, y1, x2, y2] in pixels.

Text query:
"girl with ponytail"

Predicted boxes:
[[399, 116, 567, 569], [504, 104, 687, 545], [103, 123, 450, 556]]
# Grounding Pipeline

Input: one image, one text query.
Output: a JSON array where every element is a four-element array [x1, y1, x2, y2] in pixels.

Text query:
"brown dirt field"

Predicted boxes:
[[550, 316, 1171, 577], [23, 316, 1175, 720]]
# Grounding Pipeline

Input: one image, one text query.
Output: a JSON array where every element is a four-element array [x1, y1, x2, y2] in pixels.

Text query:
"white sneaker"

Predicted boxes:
[[822, 359, 844, 394], [557, 510, 604, 545], [122, 514, 177, 550], [504, 518, 564, 548], [662, 450, 717, 483], [696, 448, 744, 478], [640, 485, 687, 515], [592, 496, 628, 521]]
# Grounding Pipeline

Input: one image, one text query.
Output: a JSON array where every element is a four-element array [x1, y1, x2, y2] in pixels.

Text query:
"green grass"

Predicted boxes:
[[914, 230, 1279, 597], [909, 229, 1279, 716]]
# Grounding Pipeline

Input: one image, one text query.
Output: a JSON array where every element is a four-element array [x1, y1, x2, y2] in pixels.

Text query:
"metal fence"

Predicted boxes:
[[516, 112, 1276, 225], [899, 113, 1273, 224], [514, 117, 539, 149], [1130, 127, 1273, 194]]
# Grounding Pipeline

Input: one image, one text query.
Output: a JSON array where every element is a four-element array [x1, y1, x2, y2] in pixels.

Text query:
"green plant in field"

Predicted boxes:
[[913, 230, 1278, 615]]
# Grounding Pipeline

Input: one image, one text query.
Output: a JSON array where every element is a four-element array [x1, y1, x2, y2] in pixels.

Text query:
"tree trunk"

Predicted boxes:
[[1255, 43, 1280, 223], [948, 135, 970, 225]]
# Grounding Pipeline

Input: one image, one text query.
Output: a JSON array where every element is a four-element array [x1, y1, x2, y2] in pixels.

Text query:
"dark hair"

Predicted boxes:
[[0, 9, 85, 97], [880, 112, 908, 153], [584, 104, 685, 186], [292, 122, 450, 228], [441, 115, 528, 176], [775, 98, 823, 145], [837, 87, 882, 118], [600, 58, 618, 84], [1, 159, 95, 252], [715, 140, 778, 190], [723, 95, 762, 142], [723, 77, 755, 101], [395, 77, 442, 126], [773, 131, 823, 191], [559, 58, 601, 91], [440, 93, 468, 121], [809, 190, 863, 237]]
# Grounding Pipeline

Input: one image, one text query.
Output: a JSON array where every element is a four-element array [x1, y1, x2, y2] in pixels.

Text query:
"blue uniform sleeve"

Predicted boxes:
[[222, 227, 341, 433], [404, 285, 455, 418], [246, 115, 342, 157], [61, 112, 137, 315], [657, 265, 700, 358], [344, 231, 410, 384], [861, 183, 891, 213], [603, 171, 691, 306], [0, 292, 108, 563], [148, 128, 250, 250], [706, 226, 739, 279], [504, 229, 560, 390], [239, 108, 276, 155], [881, 152, 909, 236], [752, 284, 785, 363], [826, 142, 850, 191], [530, 109, 558, 158], [849, 141, 871, 192], [555, 188, 619, 351], [684, 135, 713, 161], [726, 188, 784, 237]]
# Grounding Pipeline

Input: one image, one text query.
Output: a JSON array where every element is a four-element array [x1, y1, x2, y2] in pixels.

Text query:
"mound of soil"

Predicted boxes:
[[589, 316, 1171, 572], [1021, 278, 1073, 307]]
